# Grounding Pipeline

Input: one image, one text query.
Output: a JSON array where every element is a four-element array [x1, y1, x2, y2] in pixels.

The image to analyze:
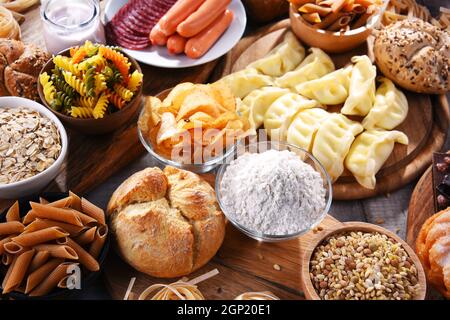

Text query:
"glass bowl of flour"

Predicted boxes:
[[215, 141, 332, 242]]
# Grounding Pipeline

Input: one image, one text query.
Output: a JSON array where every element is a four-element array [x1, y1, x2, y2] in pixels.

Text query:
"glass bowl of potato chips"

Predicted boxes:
[[138, 82, 252, 173]]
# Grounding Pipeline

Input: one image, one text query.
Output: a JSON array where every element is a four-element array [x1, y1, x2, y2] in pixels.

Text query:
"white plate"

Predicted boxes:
[[104, 0, 247, 68]]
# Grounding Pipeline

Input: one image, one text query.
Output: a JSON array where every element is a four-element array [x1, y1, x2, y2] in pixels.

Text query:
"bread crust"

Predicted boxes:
[[374, 18, 450, 94], [107, 166, 225, 278]]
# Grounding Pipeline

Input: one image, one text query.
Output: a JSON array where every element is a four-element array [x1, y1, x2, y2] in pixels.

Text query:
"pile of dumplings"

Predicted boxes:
[[216, 31, 410, 190]]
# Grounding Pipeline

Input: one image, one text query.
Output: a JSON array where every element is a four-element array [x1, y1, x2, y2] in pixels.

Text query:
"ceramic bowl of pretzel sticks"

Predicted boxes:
[[0, 192, 110, 300], [289, 0, 388, 53]]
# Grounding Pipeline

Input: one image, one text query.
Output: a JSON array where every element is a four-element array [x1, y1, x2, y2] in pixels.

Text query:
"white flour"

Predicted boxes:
[[220, 150, 326, 235]]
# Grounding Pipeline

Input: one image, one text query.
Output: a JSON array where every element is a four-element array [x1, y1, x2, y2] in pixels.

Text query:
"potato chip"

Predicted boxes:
[[176, 91, 221, 121], [162, 82, 196, 112], [208, 82, 237, 112], [157, 112, 185, 145]]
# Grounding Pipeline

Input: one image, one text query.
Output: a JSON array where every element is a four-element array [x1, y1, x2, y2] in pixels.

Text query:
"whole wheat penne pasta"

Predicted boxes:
[[34, 244, 79, 260], [25, 258, 64, 294], [2, 255, 17, 288], [328, 14, 352, 30], [299, 3, 332, 16], [39, 197, 49, 204], [24, 218, 86, 236], [331, 0, 347, 12], [12, 227, 69, 247], [47, 196, 73, 208], [6, 201, 20, 222], [30, 202, 83, 226], [352, 3, 366, 14], [29, 262, 76, 297], [3, 241, 24, 255], [352, 11, 371, 28], [22, 210, 37, 225], [318, 0, 334, 6], [29, 250, 50, 272], [314, 11, 346, 28], [81, 198, 106, 225], [65, 238, 99, 272], [303, 12, 322, 23], [57, 273, 81, 290], [89, 225, 108, 259], [74, 227, 97, 246], [0, 221, 24, 236], [2, 253, 13, 265], [3, 249, 35, 294], [354, 0, 374, 6], [56, 237, 68, 245], [0, 235, 15, 255], [69, 191, 82, 211], [73, 210, 97, 226]]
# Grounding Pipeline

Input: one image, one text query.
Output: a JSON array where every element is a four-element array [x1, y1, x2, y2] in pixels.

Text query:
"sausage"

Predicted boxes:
[[185, 9, 234, 59], [177, 0, 231, 38], [150, 24, 169, 46], [158, 0, 206, 36], [167, 34, 187, 55]]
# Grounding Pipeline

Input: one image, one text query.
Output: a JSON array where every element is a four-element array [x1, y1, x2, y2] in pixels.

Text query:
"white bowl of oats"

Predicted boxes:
[[0, 97, 68, 199]]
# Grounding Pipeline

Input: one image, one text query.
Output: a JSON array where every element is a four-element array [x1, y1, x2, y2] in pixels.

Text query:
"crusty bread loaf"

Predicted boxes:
[[0, 39, 50, 100], [374, 18, 450, 94], [107, 166, 226, 278]]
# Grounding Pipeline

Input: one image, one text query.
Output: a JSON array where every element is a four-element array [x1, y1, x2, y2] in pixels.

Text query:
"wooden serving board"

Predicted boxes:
[[0, 2, 219, 211], [214, 19, 450, 201], [103, 173, 344, 300]]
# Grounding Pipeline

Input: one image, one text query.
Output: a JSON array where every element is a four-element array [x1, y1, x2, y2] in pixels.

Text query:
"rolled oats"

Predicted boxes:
[[0, 108, 61, 185]]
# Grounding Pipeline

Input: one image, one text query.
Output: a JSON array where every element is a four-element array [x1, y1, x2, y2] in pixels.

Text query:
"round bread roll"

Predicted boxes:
[[107, 166, 226, 278], [0, 39, 51, 100], [374, 18, 450, 94]]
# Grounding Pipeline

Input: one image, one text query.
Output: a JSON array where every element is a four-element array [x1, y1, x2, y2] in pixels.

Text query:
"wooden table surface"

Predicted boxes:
[[10, 0, 450, 299]]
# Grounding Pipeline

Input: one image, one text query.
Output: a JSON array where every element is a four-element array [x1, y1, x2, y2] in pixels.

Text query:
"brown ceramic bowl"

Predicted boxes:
[[301, 222, 427, 300], [289, 3, 385, 53], [38, 48, 143, 135]]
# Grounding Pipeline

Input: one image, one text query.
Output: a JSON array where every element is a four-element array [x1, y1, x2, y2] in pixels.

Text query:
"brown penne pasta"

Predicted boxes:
[[12, 227, 69, 247], [0, 221, 24, 236], [354, 0, 374, 6], [65, 238, 99, 272], [24, 218, 86, 237], [6, 201, 20, 222], [29, 250, 51, 272], [352, 11, 371, 28], [29, 262, 76, 297], [34, 244, 79, 260], [69, 191, 82, 211], [73, 210, 97, 226], [328, 14, 352, 30], [299, 3, 332, 16], [331, 0, 347, 12], [0, 235, 15, 256], [2, 255, 17, 288], [39, 197, 49, 204], [29, 202, 83, 226], [352, 3, 367, 14], [25, 258, 64, 294], [3, 249, 35, 294], [81, 198, 106, 225], [22, 210, 37, 225], [314, 11, 346, 29], [89, 225, 108, 259], [47, 196, 73, 208], [3, 241, 24, 255], [2, 253, 13, 266], [74, 227, 97, 246]]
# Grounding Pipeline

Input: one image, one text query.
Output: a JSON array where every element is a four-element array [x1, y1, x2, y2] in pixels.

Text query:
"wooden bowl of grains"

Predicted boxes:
[[302, 222, 427, 300]]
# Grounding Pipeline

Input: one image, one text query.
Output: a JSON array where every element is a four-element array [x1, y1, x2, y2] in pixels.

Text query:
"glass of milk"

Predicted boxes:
[[41, 0, 106, 55]]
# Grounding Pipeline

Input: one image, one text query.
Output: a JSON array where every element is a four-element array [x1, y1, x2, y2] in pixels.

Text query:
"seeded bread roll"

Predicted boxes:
[[0, 39, 51, 100], [107, 167, 226, 278], [374, 18, 450, 94]]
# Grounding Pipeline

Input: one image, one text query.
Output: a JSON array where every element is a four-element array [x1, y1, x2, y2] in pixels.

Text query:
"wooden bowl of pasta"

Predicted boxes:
[[289, 2, 386, 53], [0, 192, 110, 300], [38, 45, 143, 135]]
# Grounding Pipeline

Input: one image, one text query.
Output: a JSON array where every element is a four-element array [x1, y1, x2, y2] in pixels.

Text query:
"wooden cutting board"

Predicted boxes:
[[0, 3, 220, 211], [214, 19, 449, 201]]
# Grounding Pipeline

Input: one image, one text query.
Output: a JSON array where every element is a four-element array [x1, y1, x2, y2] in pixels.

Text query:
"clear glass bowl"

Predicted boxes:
[[215, 141, 333, 242], [137, 108, 236, 174]]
